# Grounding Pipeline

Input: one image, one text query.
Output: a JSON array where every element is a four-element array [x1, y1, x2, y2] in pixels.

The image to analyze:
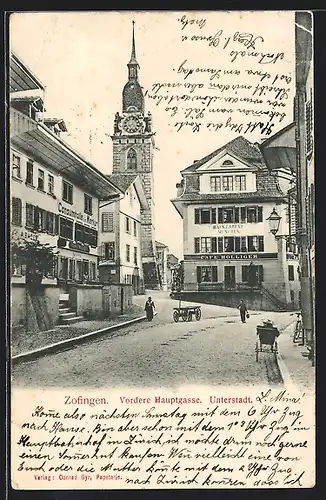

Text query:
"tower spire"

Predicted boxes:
[[128, 20, 139, 68]]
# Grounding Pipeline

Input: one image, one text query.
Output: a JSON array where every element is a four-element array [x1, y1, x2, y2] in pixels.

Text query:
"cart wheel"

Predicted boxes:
[[255, 341, 259, 362], [173, 310, 179, 323], [187, 311, 193, 321], [195, 308, 201, 321], [181, 311, 188, 322]]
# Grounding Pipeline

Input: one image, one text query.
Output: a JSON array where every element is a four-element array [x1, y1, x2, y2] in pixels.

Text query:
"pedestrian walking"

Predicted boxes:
[[238, 299, 249, 323], [144, 296, 155, 321]]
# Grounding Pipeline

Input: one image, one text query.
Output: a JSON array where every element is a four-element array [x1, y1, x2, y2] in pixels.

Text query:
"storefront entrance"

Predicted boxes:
[[224, 266, 236, 288]]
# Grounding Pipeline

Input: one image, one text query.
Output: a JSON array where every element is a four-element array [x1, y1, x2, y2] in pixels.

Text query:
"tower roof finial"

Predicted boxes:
[[128, 20, 138, 66]]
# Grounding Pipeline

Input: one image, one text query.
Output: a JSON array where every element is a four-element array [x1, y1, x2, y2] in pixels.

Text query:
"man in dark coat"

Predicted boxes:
[[238, 299, 248, 323], [144, 296, 155, 321]]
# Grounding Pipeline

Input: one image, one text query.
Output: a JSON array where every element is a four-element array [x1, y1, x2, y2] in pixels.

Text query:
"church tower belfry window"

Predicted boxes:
[[127, 148, 137, 169]]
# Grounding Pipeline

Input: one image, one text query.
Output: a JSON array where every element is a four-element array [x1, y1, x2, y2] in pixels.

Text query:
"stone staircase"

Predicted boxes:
[[58, 294, 84, 325]]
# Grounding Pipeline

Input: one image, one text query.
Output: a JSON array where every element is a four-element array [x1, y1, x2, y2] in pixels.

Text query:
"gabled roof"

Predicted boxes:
[[181, 136, 263, 173], [107, 173, 149, 210], [107, 173, 138, 192]]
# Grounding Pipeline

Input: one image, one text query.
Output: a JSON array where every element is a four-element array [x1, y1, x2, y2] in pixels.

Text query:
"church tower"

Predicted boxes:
[[111, 22, 160, 290]]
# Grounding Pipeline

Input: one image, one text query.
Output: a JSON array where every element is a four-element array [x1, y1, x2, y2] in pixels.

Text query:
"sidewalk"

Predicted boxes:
[[12, 304, 146, 360], [277, 320, 315, 394]]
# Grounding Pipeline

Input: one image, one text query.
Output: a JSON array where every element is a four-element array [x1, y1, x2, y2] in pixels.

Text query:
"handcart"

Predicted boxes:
[[173, 303, 201, 322], [255, 321, 280, 362]]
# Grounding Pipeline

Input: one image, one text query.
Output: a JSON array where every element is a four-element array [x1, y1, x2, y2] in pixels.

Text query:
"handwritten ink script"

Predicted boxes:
[[145, 13, 294, 136], [11, 388, 315, 489]]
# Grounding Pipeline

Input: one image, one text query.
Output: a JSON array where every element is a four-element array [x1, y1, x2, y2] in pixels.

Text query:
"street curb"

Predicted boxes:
[[275, 320, 296, 389], [12, 313, 157, 365]]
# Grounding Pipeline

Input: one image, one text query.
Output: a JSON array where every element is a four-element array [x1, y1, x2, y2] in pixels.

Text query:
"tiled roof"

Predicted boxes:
[[106, 173, 138, 193], [182, 136, 264, 173]]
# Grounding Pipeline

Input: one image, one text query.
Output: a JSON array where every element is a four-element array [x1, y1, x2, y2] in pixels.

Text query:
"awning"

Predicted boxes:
[[10, 53, 45, 93], [10, 107, 123, 200], [259, 123, 296, 173]]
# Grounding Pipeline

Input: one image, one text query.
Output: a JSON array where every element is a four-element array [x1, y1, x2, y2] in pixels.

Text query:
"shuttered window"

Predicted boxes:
[[102, 212, 114, 232], [12, 198, 22, 226]]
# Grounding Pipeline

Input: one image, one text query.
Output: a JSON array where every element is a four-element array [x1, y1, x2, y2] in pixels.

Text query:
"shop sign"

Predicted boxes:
[[184, 253, 278, 261], [68, 241, 90, 253], [58, 202, 98, 228]]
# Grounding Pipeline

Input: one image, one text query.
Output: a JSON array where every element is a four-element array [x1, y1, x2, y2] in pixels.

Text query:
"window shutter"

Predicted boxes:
[[34, 206, 39, 231], [211, 208, 216, 224], [194, 237, 200, 253], [211, 237, 217, 253], [258, 206, 263, 222], [54, 214, 59, 234], [194, 209, 200, 224], [99, 242, 105, 257], [218, 208, 223, 223], [196, 267, 202, 283], [212, 266, 218, 282], [102, 212, 108, 232], [258, 236, 264, 252], [234, 207, 240, 223]]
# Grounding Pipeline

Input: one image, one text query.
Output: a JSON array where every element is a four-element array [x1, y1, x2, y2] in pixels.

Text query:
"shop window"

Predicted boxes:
[[37, 169, 45, 191], [83, 260, 89, 280], [48, 174, 54, 195], [102, 212, 114, 232], [12, 198, 22, 226], [90, 262, 96, 281], [288, 265, 294, 281], [196, 266, 218, 283], [76, 261, 83, 282], [68, 259, 75, 280], [59, 217, 73, 240], [62, 180, 73, 204], [126, 244, 131, 262], [84, 194, 93, 215], [12, 154, 21, 179], [210, 176, 221, 192], [223, 208, 234, 223], [26, 161, 34, 185]]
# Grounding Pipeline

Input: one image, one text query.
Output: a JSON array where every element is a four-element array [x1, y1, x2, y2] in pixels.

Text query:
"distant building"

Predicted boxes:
[[98, 173, 148, 294], [167, 253, 179, 288], [155, 241, 169, 291], [171, 136, 300, 311]]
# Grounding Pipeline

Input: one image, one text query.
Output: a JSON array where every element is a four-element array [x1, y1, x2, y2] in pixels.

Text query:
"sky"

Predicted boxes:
[[10, 11, 295, 259]]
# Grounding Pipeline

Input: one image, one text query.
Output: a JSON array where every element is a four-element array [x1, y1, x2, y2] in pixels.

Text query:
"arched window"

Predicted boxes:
[[222, 160, 234, 166], [127, 148, 137, 170]]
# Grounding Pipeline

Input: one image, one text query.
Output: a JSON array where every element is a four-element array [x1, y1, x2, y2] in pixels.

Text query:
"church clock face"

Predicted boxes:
[[120, 115, 144, 134]]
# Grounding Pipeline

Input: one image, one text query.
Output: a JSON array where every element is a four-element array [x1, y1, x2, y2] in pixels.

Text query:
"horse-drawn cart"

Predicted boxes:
[[173, 305, 201, 322], [255, 321, 280, 362]]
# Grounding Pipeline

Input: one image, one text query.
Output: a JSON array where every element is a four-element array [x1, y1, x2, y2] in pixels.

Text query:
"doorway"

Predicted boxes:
[[224, 266, 236, 288]]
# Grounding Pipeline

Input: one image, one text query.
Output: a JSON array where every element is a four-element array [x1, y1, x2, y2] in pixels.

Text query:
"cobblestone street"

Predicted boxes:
[[13, 292, 295, 389]]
